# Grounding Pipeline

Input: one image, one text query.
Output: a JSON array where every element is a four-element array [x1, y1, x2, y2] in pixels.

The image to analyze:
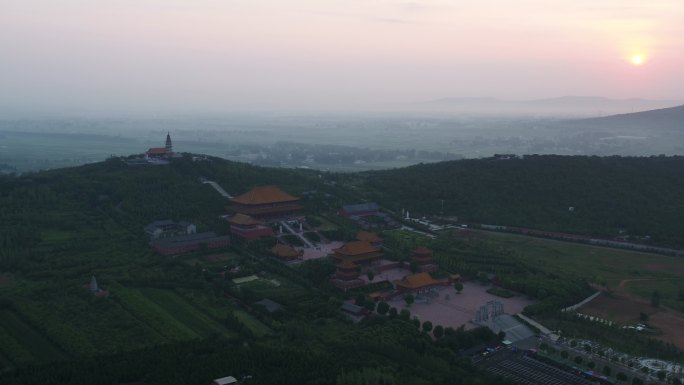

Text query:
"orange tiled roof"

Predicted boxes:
[[147, 147, 167, 154], [271, 243, 300, 258], [356, 231, 383, 243], [333, 241, 379, 256], [395, 272, 441, 290], [227, 213, 260, 226], [338, 259, 359, 269], [229, 203, 303, 216], [231, 186, 299, 205]]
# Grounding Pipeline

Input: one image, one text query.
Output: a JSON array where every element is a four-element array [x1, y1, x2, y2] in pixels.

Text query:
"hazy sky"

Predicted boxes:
[[1, 0, 683, 113]]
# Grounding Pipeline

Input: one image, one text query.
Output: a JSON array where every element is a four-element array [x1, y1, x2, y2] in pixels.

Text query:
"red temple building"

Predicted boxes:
[[227, 213, 274, 240], [228, 186, 303, 221], [330, 260, 365, 290], [394, 272, 446, 294], [332, 241, 384, 265], [412, 246, 439, 272], [146, 132, 174, 158]]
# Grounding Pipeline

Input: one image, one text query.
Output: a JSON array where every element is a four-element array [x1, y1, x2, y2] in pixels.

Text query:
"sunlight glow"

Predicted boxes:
[[631, 54, 644, 65]]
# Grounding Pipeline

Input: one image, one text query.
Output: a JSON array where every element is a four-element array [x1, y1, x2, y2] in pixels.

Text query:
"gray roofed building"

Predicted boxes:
[[340, 202, 380, 218], [255, 298, 284, 313], [212, 376, 239, 385]]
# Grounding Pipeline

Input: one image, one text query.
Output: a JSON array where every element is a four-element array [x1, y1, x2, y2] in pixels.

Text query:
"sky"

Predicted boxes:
[[1, 0, 683, 114]]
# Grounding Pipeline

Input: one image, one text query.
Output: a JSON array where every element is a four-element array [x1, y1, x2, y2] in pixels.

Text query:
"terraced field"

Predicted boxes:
[[0, 309, 64, 367], [139, 288, 236, 338]]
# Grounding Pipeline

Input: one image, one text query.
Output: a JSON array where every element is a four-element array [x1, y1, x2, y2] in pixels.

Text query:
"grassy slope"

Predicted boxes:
[[0, 155, 319, 366]]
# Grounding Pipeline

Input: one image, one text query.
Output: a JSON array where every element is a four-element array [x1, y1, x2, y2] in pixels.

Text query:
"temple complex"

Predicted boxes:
[[229, 186, 303, 221], [227, 213, 274, 240]]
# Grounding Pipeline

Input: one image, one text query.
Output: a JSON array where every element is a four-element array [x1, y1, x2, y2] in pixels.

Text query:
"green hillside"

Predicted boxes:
[[0, 155, 511, 385], [361, 155, 684, 247], [2, 153, 684, 384]]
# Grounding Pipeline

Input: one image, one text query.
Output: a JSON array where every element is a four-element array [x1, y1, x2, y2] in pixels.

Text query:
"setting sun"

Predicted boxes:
[[631, 54, 644, 65]]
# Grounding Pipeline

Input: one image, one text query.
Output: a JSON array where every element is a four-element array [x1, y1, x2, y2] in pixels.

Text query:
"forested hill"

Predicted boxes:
[[361, 155, 684, 247], [0, 155, 319, 270]]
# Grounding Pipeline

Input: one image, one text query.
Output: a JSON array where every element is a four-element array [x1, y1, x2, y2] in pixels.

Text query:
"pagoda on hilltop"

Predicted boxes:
[[228, 186, 303, 221], [146, 132, 174, 158]]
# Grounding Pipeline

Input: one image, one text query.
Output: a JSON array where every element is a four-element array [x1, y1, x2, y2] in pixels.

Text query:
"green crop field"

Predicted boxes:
[[233, 310, 270, 337], [111, 283, 200, 341], [0, 310, 63, 363], [472, 231, 684, 300], [139, 288, 236, 338]]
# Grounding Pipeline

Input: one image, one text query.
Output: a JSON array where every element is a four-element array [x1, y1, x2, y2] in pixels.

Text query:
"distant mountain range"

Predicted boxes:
[[418, 96, 682, 116], [565, 103, 684, 132]]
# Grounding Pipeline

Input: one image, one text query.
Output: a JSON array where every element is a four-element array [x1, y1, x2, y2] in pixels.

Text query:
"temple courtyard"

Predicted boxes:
[[389, 281, 536, 330]]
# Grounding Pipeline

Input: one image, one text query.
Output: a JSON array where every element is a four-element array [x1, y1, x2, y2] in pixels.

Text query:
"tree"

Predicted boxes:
[[399, 309, 411, 320], [354, 294, 366, 307], [616, 372, 627, 382], [587, 361, 595, 369], [574, 356, 583, 365], [560, 351, 569, 359], [454, 281, 463, 294], [632, 378, 643, 385], [422, 321, 433, 333], [364, 301, 376, 312], [603, 365, 611, 376], [657, 371, 666, 381], [409, 260, 419, 273], [433, 325, 444, 339], [404, 294, 415, 306], [539, 343, 548, 351], [639, 312, 649, 322], [376, 301, 390, 315], [651, 290, 660, 308], [388, 307, 398, 318], [366, 270, 375, 281]]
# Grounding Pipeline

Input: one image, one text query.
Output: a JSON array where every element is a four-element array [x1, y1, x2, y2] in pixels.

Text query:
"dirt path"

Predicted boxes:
[[617, 278, 665, 290]]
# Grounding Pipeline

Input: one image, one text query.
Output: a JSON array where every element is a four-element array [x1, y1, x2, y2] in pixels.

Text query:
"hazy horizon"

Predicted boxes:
[[2, 0, 684, 115]]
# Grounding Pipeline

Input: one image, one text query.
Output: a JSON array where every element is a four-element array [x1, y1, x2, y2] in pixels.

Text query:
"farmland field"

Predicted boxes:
[[0, 309, 64, 365], [233, 310, 270, 337], [473, 230, 684, 294], [111, 283, 200, 341], [580, 293, 684, 350], [139, 288, 236, 338]]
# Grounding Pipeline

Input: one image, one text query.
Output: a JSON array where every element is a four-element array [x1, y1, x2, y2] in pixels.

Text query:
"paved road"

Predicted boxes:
[[516, 313, 559, 341], [202, 180, 233, 198], [280, 220, 314, 248]]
